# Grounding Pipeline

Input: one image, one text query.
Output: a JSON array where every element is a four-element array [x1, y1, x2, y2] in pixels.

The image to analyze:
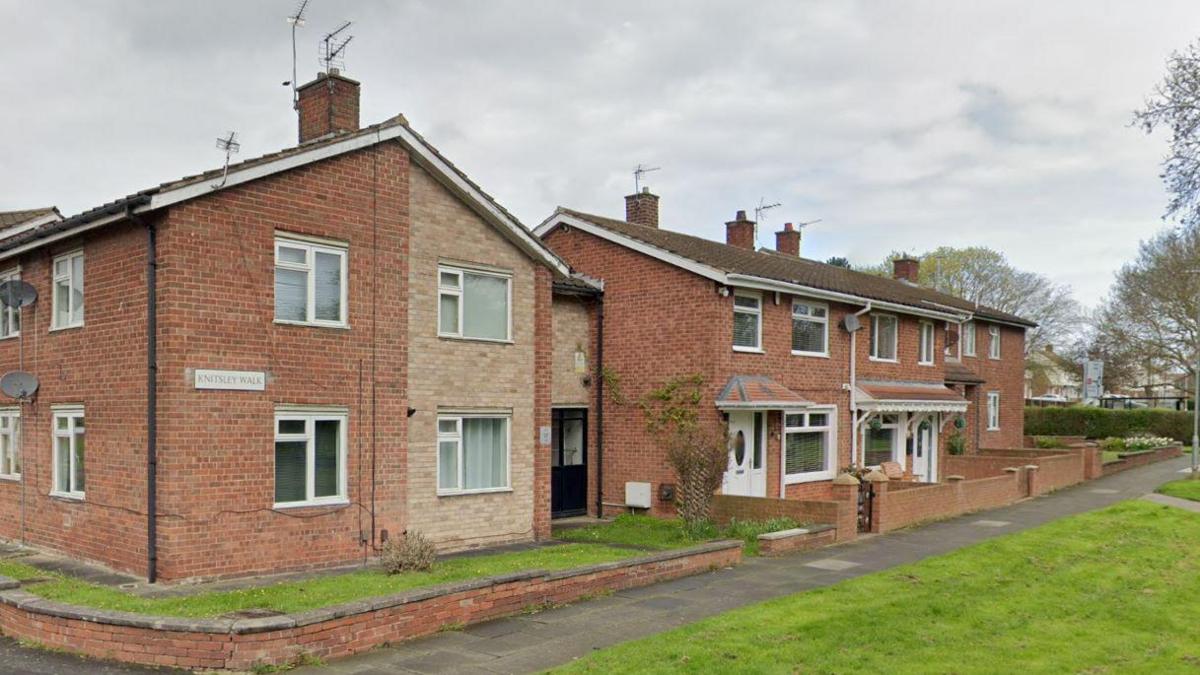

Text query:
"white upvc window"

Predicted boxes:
[[274, 236, 348, 327], [869, 314, 898, 361], [52, 406, 84, 498], [273, 409, 348, 508], [918, 321, 935, 365], [988, 325, 1001, 359], [0, 268, 20, 339], [962, 321, 976, 356], [987, 392, 1001, 430], [437, 414, 511, 495], [782, 409, 836, 483], [51, 251, 84, 330], [944, 321, 960, 360], [732, 291, 762, 352], [438, 266, 512, 342], [863, 413, 901, 467], [791, 300, 829, 356], [0, 410, 19, 479]]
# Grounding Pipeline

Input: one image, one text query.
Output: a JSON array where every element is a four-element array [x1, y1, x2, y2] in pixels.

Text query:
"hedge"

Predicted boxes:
[[1024, 406, 1192, 442]]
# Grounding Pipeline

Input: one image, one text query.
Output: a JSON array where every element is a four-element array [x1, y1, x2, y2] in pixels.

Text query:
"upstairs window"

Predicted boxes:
[[51, 251, 84, 330], [784, 410, 835, 482], [962, 321, 976, 356], [0, 268, 19, 338], [438, 266, 512, 341], [791, 301, 828, 356], [869, 314, 898, 361], [732, 292, 762, 351], [274, 237, 348, 327], [52, 407, 84, 498], [919, 321, 935, 365], [988, 325, 1001, 359]]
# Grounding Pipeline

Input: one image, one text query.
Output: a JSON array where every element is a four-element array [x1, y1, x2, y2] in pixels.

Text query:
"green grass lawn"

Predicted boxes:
[[555, 514, 802, 556], [556, 500, 1200, 674], [1158, 478, 1200, 502], [0, 543, 639, 619]]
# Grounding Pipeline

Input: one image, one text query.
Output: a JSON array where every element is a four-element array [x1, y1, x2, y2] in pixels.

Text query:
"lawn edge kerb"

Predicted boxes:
[[0, 539, 743, 670]]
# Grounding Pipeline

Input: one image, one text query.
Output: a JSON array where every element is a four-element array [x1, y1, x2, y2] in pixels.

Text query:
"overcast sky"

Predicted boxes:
[[3, 1, 1197, 306]]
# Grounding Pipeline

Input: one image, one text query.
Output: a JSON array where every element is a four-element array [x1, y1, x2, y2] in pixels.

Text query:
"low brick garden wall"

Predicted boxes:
[[712, 492, 857, 542], [868, 472, 1026, 533], [756, 525, 837, 556], [1102, 445, 1183, 476], [0, 541, 743, 671]]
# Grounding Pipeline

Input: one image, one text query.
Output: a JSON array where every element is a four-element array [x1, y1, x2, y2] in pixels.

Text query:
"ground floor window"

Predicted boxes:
[[274, 410, 347, 507], [438, 415, 510, 494], [783, 409, 835, 482], [52, 407, 84, 498], [864, 414, 900, 466], [0, 410, 19, 479]]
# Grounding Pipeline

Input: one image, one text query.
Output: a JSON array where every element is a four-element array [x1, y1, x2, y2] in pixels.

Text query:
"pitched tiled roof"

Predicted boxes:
[[552, 209, 1035, 327], [716, 375, 812, 409], [857, 381, 968, 403], [944, 360, 986, 384], [0, 208, 58, 228]]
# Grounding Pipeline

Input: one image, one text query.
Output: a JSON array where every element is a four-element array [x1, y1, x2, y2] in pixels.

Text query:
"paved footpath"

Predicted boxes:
[[297, 457, 1192, 675], [0, 457, 1188, 675]]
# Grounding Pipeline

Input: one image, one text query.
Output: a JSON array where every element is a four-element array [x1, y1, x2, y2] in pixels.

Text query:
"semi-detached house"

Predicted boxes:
[[536, 190, 1034, 517], [0, 71, 580, 582]]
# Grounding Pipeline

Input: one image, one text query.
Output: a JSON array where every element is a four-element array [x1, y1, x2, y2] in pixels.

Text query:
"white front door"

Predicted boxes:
[[910, 416, 937, 482], [724, 412, 766, 497]]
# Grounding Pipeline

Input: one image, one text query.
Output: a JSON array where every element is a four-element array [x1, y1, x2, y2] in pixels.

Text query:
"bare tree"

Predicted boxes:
[[1135, 40, 1200, 226]]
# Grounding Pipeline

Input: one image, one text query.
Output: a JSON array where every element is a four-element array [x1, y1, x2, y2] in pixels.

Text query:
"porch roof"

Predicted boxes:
[[855, 380, 969, 413], [716, 375, 812, 411]]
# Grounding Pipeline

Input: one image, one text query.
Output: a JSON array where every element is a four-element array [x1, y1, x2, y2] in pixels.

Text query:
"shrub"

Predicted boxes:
[[664, 423, 729, 527], [1033, 436, 1067, 449], [1025, 406, 1191, 442], [381, 530, 436, 574], [1099, 437, 1126, 452], [946, 433, 966, 456]]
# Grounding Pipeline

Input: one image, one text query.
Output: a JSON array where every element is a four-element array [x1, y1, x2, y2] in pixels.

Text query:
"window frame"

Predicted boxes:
[[790, 299, 829, 357], [732, 291, 763, 353], [918, 320, 935, 366], [0, 267, 20, 340], [781, 407, 838, 485], [944, 321, 961, 360], [863, 413, 903, 468], [0, 409, 19, 480], [988, 325, 1001, 360], [869, 313, 899, 362], [987, 392, 1001, 430], [272, 409, 349, 509], [436, 414, 513, 496], [962, 321, 976, 357], [51, 406, 85, 499], [436, 265, 514, 343], [273, 236, 349, 329], [50, 250, 84, 331]]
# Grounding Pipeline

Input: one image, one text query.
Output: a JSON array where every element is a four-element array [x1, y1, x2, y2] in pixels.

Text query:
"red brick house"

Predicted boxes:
[[536, 190, 1033, 516], [0, 71, 575, 582]]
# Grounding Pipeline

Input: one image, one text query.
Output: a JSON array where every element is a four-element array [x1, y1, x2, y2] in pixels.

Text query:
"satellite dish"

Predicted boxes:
[[0, 371, 38, 400], [0, 280, 36, 309], [842, 313, 862, 333]]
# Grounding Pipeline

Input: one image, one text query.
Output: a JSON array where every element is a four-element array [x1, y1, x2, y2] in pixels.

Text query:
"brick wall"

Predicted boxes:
[[964, 323, 1027, 450], [550, 297, 591, 407], [1102, 445, 1183, 476], [870, 472, 1025, 533]]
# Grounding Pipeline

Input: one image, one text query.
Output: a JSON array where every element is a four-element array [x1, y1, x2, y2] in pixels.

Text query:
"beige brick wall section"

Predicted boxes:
[[551, 297, 591, 406], [406, 165, 538, 551]]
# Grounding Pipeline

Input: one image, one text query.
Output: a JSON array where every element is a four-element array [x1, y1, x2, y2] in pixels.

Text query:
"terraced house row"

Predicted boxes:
[[0, 71, 1031, 581]]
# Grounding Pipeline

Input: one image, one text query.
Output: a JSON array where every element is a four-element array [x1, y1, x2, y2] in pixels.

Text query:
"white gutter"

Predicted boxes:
[[727, 274, 962, 322], [848, 303, 872, 467], [0, 211, 129, 263]]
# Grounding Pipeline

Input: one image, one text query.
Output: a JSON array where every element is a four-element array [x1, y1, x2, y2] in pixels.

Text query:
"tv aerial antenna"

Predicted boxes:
[[754, 198, 782, 247], [212, 132, 241, 189], [320, 21, 354, 73], [281, 0, 310, 111], [795, 218, 822, 229], [633, 164, 660, 193]]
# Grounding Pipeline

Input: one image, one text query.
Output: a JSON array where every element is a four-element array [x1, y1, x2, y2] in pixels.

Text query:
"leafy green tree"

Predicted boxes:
[[825, 256, 851, 268]]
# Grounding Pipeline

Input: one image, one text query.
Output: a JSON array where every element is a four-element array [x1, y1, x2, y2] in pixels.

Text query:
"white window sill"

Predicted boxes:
[[868, 356, 898, 363], [963, 353, 976, 358], [986, 427, 1000, 432], [273, 498, 349, 510], [0, 474, 20, 482], [783, 470, 835, 485], [274, 319, 350, 330], [50, 492, 84, 501], [438, 334, 514, 345], [438, 487, 513, 497], [989, 356, 1001, 361], [0, 333, 19, 341], [791, 350, 829, 358], [732, 346, 764, 354], [918, 361, 934, 367], [49, 323, 84, 333]]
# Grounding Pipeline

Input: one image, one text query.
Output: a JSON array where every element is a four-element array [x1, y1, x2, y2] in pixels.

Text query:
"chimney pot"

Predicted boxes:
[[726, 211, 756, 250], [892, 256, 920, 283], [296, 71, 361, 143], [625, 189, 660, 228]]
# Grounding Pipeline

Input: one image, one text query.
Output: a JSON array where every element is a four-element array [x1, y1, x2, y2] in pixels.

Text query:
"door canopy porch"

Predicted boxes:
[[716, 375, 812, 411], [854, 380, 969, 414]]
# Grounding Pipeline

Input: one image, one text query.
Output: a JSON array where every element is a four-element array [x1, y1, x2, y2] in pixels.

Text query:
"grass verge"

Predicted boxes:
[[556, 500, 1200, 674], [0, 543, 641, 619], [555, 514, 801, 556], [1158, 478, 1200, 502]]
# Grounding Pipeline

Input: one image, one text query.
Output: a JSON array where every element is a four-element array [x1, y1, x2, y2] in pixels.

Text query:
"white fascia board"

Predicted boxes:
[[0, 211, 128, 263], [725, 274, 961, 322], [542, 214, 728, 284]]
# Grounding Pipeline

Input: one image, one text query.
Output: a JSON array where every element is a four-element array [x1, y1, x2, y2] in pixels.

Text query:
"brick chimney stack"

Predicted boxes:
[[726, 210, 756, 250], [775, 222, 801, 257], [296, 69, 361, 143], [624, 187, 659, 228], [892, 256, 920, 283]]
